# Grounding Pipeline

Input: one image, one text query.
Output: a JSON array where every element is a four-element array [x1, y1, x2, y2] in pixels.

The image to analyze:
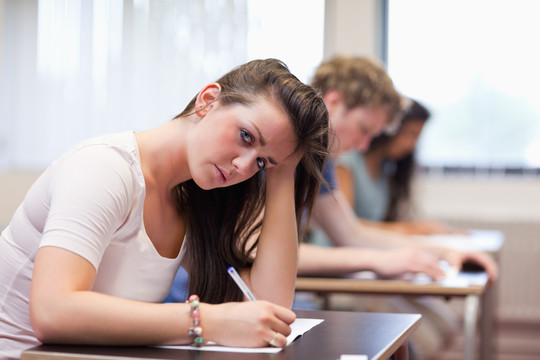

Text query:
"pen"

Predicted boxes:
[[227, 266, 257, 301]]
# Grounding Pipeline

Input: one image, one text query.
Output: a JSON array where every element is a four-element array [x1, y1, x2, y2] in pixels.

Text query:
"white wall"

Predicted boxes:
[[324, 0, 380, 59], [414, 176, 540, 223]]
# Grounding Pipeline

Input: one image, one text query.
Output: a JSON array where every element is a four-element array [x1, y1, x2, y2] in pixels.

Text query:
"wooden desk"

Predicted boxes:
[[21, 310, 421, 360], [296, 230, 505, 360], [296, 272, 487, 360], [415, 229, 504, 360]]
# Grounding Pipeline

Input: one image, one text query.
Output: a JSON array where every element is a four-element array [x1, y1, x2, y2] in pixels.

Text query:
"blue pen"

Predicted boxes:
[[227, 266, 257, 301]]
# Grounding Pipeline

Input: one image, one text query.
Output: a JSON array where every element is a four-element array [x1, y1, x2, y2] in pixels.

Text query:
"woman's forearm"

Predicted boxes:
[[249, 167, 298, 307], [31, 290, 193, 346], [297, 243, 375, 276]]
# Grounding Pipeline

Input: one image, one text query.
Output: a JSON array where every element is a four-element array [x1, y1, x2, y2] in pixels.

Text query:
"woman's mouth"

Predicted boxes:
[[214, 165, 227, 184]]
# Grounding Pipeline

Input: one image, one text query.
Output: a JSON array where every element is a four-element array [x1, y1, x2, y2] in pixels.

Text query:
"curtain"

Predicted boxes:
[[0, 0, 248, 170]]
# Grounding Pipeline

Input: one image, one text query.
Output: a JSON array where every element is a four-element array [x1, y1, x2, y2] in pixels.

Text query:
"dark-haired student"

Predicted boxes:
[[336, 98, 461, 235]]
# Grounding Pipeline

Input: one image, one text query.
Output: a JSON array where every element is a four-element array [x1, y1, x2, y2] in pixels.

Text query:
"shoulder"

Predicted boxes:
[[57, 132, 140, 181], [49, 132, 144, 209], [336, 151, 363, 168]]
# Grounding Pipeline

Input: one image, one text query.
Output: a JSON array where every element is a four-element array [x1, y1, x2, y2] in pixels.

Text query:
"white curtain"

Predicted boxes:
[[0, 0, 248, 170]]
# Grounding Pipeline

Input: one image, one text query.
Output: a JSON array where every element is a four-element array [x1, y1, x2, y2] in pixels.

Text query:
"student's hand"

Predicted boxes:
[[266, 150, 304, 180], [202, 300, 296, 347], [370, 248, 446, 280], [444, 249, 498, 284]]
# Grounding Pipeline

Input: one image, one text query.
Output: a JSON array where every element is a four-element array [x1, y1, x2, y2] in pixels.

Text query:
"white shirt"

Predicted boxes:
[[0, 131, 183, 359]]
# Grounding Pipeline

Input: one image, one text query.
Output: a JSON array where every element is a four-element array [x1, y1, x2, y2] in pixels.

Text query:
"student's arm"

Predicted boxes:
[[30, 247, 295, 347], [312, 190, 498, 281], [247, 155, 301, 308], [334, 162, 497, 280], [335, 163, 355, 206], [313, 189, 415, 249], [298, 243, 444, 278]]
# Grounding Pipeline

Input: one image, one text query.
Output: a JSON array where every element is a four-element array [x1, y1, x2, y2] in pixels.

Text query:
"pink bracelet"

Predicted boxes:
[[187, 294, 203, 346]]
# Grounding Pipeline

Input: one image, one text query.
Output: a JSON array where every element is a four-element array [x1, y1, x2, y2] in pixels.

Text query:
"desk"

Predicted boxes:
[[297, 229, 504, 360], [21, 310, 421, 360]]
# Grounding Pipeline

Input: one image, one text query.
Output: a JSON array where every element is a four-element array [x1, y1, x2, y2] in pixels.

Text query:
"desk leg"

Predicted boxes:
[[321, 293, 331, 310], [479, 282, 497, 360], [464, 294, 480, 360]]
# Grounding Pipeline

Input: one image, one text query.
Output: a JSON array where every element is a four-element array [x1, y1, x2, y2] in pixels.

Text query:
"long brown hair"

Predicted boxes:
[[368, 99, 430, 221], [173, 59, 329, 303]]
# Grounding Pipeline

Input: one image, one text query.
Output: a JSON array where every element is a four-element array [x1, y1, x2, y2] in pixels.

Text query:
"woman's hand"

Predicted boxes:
[[202, 300, 296, 347], [444, 249, 498, 284], [265, 149, 303, 179], [298, 244, 445, 280], [368, 247, 446, 279]]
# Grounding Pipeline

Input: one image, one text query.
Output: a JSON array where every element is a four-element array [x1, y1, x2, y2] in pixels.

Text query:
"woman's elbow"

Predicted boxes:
[[30, 301, 65, 343]]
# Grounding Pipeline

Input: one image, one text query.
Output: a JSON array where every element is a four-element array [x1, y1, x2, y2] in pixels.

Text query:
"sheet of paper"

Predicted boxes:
[[413, 229, 504, 252], [339, 355, 368, 360], [156, 318, 324, 354]]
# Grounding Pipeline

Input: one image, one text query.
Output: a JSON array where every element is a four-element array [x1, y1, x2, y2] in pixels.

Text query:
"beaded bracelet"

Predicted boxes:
[[187, 294, 204, 346]]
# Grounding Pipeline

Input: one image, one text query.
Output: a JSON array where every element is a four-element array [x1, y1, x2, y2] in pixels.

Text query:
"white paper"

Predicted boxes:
[[413, 229, 504, 252], [156, 318, 324, 354], [339, 355, 368, 360]]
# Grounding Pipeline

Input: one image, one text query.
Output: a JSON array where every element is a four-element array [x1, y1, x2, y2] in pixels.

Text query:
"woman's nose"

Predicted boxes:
[[232, 151, 258, 176]]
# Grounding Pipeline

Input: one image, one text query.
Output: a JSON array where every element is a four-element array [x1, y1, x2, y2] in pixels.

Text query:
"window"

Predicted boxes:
[[1, 0, 249, 170], [386, 0, 540, 172]]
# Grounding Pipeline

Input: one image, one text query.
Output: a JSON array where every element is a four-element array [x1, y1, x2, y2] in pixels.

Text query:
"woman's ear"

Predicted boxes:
[[322, 89, 344, 115], [195, 83, 222, 118]]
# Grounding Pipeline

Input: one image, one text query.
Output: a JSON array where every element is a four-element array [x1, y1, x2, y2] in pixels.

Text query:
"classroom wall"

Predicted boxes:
[[323, 0, 380, 59]]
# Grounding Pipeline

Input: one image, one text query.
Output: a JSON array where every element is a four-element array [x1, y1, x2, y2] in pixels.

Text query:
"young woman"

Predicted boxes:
[[336, 98, 460, 234], [0, 59, 329, 359]]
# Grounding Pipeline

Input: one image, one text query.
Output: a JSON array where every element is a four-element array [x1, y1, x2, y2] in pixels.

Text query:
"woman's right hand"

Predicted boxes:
[[200, 300, 296, 347], [369, 247, 445, 280]]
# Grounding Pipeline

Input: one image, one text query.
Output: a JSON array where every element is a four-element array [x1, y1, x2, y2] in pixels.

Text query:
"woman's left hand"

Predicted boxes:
[[265, 150, 303, 179], [444, 249, 498, 284]]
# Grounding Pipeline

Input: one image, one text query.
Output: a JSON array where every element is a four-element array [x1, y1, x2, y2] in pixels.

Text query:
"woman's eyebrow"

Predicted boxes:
[[252, 123, 266, 146], [252, 122, 278, 165]]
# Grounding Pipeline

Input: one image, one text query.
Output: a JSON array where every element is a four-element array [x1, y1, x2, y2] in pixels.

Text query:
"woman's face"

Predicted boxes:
[[385, 119, 425, 160], [187, 97, 297, 189]]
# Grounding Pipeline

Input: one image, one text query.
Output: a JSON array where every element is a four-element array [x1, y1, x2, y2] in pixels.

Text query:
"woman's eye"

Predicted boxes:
[[240, 129, 253, 145], [256, 157, 266, 170]]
